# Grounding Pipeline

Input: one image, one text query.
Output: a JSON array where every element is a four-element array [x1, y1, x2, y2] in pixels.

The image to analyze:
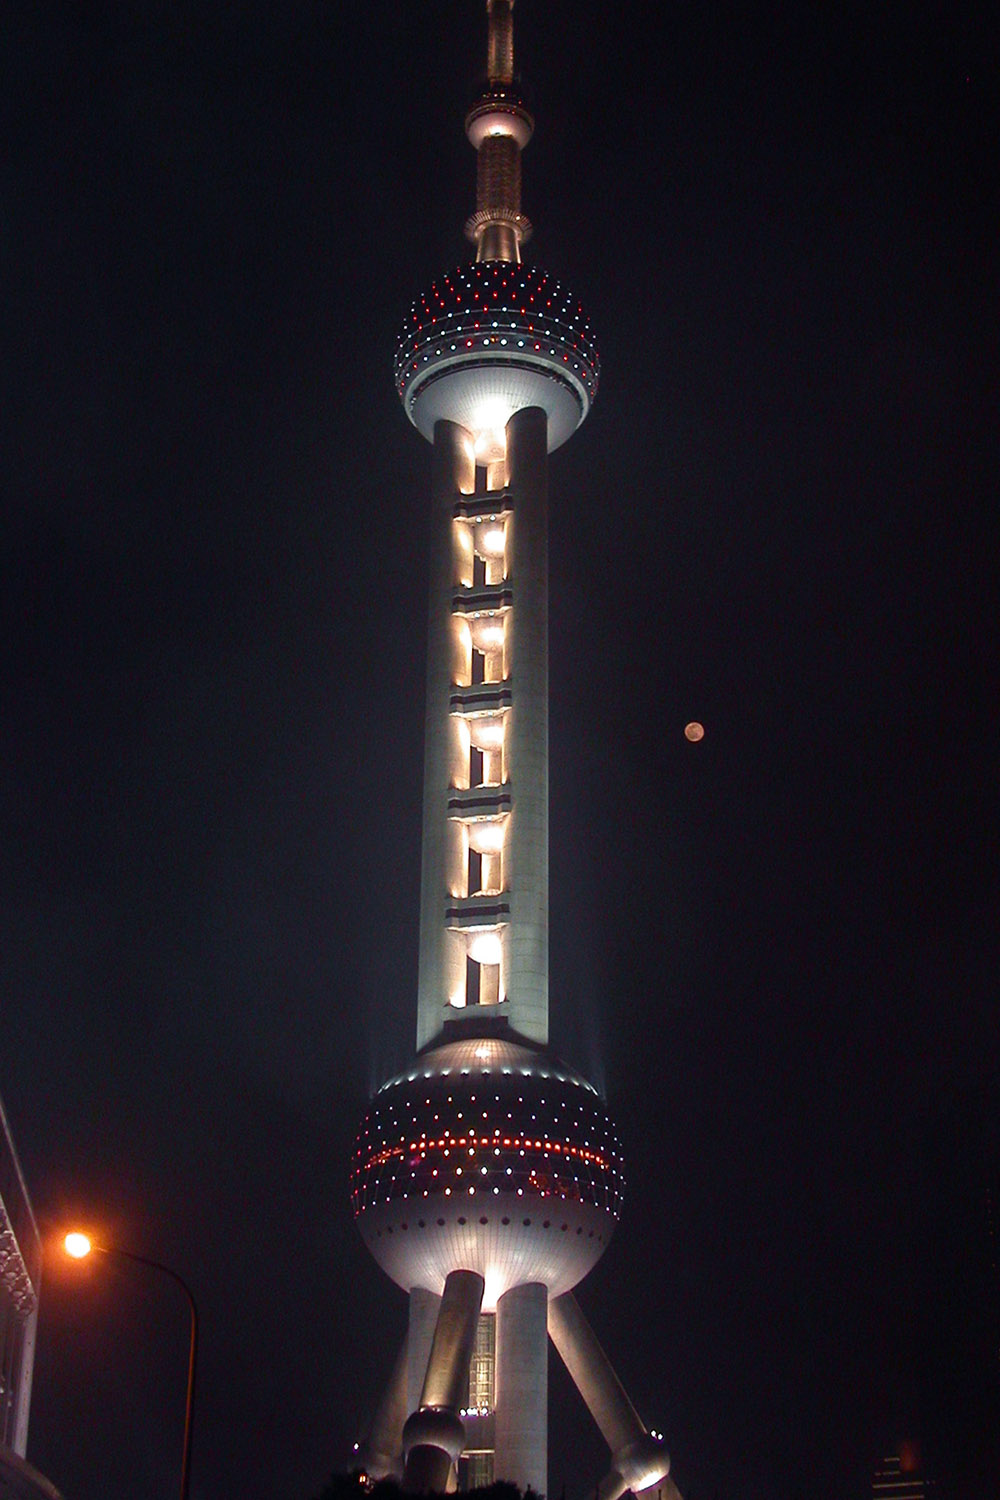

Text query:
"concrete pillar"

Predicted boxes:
[[547, 1292, 670, 1495], [402, 1269, 485, 1493], [548, 1291, 640, 1453], [417, 421, 476, 1049], [641, 1477, 685, 1500], [504, 405, 549, 1045], [418, 1269, 485, 1412], [495, 1282, 548, 1496], [408, 1287, 442, 1417], [359, 1333, 409, 1480], [592, 1445, 677, 1500]]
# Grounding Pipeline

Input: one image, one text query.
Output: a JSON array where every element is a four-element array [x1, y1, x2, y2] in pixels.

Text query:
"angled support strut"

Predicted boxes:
[[402, 1269, 485, 1493], [548, 1291, 677, 1500]]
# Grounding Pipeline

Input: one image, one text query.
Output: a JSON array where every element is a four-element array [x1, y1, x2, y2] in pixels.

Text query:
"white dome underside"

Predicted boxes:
[[359, 1195, 613, 1310], [404, 358, 588, 453]]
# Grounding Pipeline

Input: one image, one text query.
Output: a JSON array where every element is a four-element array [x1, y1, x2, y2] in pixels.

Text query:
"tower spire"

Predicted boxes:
[[465, 0, 534, 263]]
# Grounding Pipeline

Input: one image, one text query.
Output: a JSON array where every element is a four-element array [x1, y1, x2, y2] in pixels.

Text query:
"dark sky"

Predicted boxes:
[[3, 3, 998, 1499]]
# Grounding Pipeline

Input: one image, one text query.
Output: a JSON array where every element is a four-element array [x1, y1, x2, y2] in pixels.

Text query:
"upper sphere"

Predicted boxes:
[[465, 89, 534, 151], [395, 263, 599, 453]]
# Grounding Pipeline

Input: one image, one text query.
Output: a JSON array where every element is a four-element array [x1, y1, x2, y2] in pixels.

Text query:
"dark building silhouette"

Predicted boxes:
[[913, 1086, 1000, 1499], [871, 1450, 928, 1500]]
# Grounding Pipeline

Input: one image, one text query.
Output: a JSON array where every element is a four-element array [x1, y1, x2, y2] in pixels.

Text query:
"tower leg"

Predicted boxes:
[[402, 1269, 485, 1493], [504, 405, 549, 1046], [358, 1333, 409, 1481], [408, 1287, 442, 1418], [548, 1292, 672, 1499], [495, 1281, 548, 1496]]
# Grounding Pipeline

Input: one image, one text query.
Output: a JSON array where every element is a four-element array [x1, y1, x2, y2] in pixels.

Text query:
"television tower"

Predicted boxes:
[[352, 6, 679, 1496]]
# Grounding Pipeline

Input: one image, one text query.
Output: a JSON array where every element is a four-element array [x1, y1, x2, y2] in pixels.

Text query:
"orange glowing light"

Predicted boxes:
[[684, 722, 705, 742], [899, 1443, 921, 1475], [64, 1232, 93, 1259]]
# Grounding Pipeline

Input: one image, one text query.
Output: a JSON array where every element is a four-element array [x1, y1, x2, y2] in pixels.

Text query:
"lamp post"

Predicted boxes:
[[64, 1232, 198, 1500]]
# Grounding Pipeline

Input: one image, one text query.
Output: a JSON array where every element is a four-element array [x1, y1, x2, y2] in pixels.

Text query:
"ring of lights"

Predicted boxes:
[[352, 1037, 623, 1308], [463, 207, 533, 247], [396, 263, 600, 453]]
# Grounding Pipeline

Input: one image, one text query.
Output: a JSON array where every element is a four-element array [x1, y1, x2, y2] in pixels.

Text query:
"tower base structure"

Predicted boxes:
[[357, 1276, 671, 1499], [352, 1031, 672, 1498]]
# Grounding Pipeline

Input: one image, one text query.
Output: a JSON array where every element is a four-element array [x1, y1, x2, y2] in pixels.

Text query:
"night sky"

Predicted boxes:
[[3, 3, 998, 1500]]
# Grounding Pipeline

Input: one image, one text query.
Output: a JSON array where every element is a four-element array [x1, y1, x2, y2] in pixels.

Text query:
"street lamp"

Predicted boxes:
[[64, 1232, 198, 1500]]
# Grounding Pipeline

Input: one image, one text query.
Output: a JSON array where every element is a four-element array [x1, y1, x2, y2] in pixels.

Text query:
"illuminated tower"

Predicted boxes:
[[351, 6, 678, 1497]]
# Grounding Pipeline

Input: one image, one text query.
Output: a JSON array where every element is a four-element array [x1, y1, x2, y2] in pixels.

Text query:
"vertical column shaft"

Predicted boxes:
[[477, 135, 522, 215], [402, 1270, 485, 1493], [487, 0, 515, 83], [417, 421, 476, 1049], [418, 1269, 485, 1413], [504, 406, 549, 1044], [495, 1282, 548, 1495], [408, 1288, 442, 1421], [360, 1333, 409, 1480]]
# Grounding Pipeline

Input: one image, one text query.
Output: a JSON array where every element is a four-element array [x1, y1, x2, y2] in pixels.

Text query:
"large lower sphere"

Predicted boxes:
[[352, 1036, 623, 1309]]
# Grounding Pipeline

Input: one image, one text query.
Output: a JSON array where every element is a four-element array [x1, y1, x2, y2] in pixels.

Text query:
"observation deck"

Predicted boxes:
[[396, 262, 599, 452], [351, 1036, 623, 1307]]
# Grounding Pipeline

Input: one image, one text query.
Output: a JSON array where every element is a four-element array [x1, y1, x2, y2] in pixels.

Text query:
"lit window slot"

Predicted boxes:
[[453, 617, 473, 688], [463, 926, 506, 1005], [470, 715, 506, 753], [468, 1312, 496, 1410], [483, 747, 503, 785], [467, 930, 502, 968], [452, 715, 472, 792], [480, 851, 502, 895], [471, 406, 507, 474], [453, 517, 475, 587], [470, 616, 505, 655], [477, 521, 506, 558], [468, 818, 506, 856], [479, 963, 501, 1006], [470, 628, 505, 685], [475, 520, 507, 584], [463, 952, 501, 1008], [462, 821, 505, 895]]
